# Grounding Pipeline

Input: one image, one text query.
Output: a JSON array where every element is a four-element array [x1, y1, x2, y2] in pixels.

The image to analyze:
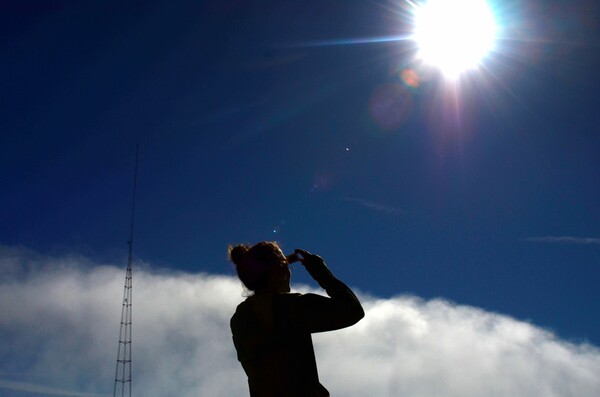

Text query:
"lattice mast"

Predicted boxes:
[[114, 145, 139, 397]]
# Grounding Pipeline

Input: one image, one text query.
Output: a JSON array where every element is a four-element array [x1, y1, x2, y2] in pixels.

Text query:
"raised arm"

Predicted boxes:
[[294, 249, 365, 333]]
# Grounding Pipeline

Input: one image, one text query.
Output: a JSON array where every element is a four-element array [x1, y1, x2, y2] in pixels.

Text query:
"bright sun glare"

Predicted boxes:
[[412, 0, 498, 79]]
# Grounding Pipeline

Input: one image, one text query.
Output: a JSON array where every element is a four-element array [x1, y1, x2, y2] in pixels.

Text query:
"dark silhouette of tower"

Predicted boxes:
[[114, 146, 139, 397]]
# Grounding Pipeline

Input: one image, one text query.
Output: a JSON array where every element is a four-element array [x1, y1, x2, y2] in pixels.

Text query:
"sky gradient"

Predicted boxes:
[[1, 1, 600, 396]]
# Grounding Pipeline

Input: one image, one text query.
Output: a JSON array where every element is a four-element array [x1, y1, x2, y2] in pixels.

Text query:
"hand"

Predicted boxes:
[[294, 249, 333, 285], [294, 249, 326, 270]]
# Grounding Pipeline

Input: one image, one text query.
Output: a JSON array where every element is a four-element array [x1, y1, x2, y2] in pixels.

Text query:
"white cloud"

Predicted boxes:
[[0, 246, 599, 397], [524, 236, 600, 245], [0, 380, 108, 397]]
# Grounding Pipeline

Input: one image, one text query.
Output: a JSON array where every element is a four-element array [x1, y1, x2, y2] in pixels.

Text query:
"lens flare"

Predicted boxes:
[[401, 68, 420, 88], [369, 84, 413, 130]]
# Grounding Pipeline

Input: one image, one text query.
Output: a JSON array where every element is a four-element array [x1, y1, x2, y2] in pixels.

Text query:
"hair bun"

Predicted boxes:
[[229, 244, 250, 266]]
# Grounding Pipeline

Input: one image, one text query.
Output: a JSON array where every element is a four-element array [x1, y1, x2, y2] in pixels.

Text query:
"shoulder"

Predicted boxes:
[[233, 297, 252, 312], [230, 298, 252, 325]]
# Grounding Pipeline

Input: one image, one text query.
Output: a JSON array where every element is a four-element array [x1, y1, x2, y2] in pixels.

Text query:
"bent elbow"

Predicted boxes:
[[355, 305, 365, 323], [347, 303, 365, 326]]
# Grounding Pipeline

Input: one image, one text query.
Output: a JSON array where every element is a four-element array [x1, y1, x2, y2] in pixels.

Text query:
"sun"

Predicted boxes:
[[412, 0, 498, 79]]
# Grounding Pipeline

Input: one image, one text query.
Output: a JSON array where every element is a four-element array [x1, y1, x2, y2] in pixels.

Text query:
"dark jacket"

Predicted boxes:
[[231, 260, 364, 397]]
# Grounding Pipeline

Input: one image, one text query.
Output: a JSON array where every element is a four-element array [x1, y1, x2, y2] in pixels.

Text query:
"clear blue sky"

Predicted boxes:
[[1, 0, 599, 348]]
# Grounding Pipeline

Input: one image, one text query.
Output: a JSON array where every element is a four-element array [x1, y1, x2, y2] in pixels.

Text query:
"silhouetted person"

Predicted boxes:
[[229, 241, 364, 397]]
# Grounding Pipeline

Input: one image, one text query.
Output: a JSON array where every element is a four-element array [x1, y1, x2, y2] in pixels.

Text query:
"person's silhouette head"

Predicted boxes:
[[229, 241, 291, 293]]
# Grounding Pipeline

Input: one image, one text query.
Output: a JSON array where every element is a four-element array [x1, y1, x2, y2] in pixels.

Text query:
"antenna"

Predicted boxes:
[[114, 145, 139, 397]]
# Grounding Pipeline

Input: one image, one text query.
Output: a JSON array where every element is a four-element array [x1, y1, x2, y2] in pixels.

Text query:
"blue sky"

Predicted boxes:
[[1, 1, 600, 395]]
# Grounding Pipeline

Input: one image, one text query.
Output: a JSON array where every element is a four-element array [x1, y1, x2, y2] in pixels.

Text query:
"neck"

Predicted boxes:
[[255, 283, 290, 294]]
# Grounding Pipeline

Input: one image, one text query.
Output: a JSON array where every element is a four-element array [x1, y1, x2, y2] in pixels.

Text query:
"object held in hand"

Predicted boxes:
[[286, 252, 302, 264]]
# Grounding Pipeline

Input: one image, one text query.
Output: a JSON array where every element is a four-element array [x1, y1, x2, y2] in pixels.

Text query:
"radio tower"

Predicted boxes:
[[114, 145, 139, 397]]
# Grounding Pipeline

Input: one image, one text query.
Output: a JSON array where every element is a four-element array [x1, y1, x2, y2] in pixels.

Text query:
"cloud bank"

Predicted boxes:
[[1, 246, 599, 397]]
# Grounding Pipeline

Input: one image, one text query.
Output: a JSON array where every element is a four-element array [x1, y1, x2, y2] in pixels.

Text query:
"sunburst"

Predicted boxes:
[[411, 0, 498, 79]]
